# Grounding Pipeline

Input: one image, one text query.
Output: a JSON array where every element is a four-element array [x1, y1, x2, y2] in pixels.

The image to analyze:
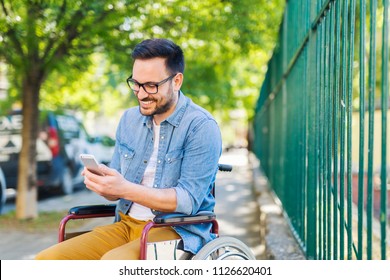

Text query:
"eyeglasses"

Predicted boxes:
[[126, 74, 177, 94]]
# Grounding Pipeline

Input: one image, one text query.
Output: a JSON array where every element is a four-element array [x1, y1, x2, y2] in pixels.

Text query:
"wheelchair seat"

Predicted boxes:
[[58, 164, 256, 260]]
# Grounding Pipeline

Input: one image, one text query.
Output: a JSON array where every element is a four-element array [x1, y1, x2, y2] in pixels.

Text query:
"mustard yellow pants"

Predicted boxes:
[[35, 213, 180, 260]]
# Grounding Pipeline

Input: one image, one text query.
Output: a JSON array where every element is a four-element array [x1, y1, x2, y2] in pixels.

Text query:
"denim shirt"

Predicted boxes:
[[109, 91, 222, 254]]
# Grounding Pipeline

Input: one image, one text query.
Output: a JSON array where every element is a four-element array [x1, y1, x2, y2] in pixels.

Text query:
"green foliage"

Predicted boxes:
[[0, 0, 284, 119], [0, 0, 284, 219]]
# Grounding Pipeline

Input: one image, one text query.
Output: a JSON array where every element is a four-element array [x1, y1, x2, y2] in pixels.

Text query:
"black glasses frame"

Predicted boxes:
[[126, 74, 177, 94]]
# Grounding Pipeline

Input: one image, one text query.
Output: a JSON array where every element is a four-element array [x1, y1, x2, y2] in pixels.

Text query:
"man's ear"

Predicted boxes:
[[173, 73, 183, 91]]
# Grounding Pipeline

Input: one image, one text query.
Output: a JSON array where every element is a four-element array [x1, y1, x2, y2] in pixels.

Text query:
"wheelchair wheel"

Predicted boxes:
[[192, 236, 256, 260]]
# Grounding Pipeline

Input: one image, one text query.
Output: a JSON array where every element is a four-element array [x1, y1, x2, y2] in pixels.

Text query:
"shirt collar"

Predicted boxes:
[[143, 91, 188, 128]]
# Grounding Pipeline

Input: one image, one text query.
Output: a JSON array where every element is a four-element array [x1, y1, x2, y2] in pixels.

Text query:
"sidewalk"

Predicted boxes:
[[0, 190, 110, 260], [0, 149, 264, 260], [250, 153, 305, 260]]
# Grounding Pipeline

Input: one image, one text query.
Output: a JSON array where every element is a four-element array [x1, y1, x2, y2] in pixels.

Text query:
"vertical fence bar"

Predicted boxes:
[[327, 1, 336, 259], [320, 16, 328, 259], [380, 0, 389, 260], [358, 0, 366, 260], [347, 0, 357, 260], [323, 11, 330, 260], [339, 0, 349, 259], [299, 47, 305, 250], [280, 0, 288, 224], [333, 0, 342, 260], [367, 0, 377, 260], [301, 8, 309, 250], [306, 1, 318, 259], [318, 18, 324, 260]]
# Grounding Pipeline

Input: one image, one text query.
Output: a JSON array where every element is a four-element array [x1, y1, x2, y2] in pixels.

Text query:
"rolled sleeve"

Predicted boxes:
[[173, 186, 193, 214]]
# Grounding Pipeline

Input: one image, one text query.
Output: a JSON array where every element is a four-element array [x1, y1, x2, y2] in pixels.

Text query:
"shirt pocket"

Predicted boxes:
[[163, 149, 184, 187], [119, 143, 135, 176]]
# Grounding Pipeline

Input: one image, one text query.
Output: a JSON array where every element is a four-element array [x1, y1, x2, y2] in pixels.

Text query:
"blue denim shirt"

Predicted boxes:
[[109, 91, 222, 254]]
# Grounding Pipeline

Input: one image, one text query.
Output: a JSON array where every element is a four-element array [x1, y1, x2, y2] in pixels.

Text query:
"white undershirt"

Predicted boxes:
[[128, 121, 160, 221]]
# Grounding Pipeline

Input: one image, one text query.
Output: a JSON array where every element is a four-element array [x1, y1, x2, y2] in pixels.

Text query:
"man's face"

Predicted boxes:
[[131, 57, 182, 124]]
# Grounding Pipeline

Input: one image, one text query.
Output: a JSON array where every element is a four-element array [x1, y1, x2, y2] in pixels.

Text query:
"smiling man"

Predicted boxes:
[[36, 38, 222, 260], [130, 57, 180, 124]]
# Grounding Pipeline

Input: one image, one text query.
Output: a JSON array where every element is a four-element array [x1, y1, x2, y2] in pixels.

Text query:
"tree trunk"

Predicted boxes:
[[15, 74, 41, 220]]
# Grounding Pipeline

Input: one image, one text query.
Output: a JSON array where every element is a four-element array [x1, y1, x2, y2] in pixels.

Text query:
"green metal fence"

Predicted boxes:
[[253, 0, 389, 260]]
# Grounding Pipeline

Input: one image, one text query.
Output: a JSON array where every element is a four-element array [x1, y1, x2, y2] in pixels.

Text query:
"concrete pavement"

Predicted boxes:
[[0, 188, 111, 260]]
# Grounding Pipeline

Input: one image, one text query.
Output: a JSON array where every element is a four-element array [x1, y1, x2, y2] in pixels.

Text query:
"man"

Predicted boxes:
[[36, 38, 222, 259]]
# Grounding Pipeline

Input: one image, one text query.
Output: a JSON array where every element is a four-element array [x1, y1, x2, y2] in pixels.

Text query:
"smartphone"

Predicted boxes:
[[79, 154, 104, 176]]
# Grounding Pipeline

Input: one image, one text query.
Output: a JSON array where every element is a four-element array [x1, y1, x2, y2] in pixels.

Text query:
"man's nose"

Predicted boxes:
[[137, 86, 149, 99]]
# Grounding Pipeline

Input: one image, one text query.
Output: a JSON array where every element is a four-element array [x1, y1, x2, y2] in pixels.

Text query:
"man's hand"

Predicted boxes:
[[81, 164, 177, 212], [82, 164, 127, 201]]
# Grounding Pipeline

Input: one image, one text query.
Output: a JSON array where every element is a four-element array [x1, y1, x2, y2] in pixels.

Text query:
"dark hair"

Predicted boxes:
[[132, 38, 185, 74]]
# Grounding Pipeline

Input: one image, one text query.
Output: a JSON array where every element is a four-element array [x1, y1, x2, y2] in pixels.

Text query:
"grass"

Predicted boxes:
[[0, 210, 79, 233]]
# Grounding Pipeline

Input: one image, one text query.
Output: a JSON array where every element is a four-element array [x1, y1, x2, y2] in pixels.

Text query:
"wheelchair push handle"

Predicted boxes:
[[218, 163, 232, 172]]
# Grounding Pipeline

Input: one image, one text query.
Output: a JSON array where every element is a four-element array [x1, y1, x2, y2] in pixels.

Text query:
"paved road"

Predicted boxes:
[[0, 149, 262, 260], [215, 150, 263, 258]]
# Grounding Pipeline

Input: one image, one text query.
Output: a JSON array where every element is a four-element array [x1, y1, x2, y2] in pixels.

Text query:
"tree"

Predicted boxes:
[[0, 0, 284, 219], [0, 0, 141, 219]]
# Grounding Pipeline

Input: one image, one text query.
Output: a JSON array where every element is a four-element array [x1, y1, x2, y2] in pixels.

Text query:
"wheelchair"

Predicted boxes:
[[58, 164, 256, 260]]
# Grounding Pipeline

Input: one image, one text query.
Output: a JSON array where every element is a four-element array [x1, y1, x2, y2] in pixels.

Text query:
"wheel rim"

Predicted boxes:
[[215, 250, 252, 260], [207, 247, 253, 260], [193, 236, 256, 260]]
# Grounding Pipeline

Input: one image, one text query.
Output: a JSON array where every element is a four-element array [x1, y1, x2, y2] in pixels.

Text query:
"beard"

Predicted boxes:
[[138, 85, 177, 117]]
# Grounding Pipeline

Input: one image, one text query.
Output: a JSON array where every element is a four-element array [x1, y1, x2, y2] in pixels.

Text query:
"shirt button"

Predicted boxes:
[[124, 154, 128, 158], [154, 184, 157, 188], [144, 160, 147, 164], [157, 160, 161, 164], [161, 136, 164, 139]]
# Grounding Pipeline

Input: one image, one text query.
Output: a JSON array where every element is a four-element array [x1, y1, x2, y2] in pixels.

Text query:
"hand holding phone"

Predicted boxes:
[[79, 154, 104, 176]]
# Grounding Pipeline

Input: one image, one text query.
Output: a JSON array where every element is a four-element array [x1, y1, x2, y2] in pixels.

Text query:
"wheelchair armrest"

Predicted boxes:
[[140, 211, 217, 259], [218, 163, 232, 172], [59, 204, 116, 243], [68, 204, 116, 215], [153, 211, 215, 224]]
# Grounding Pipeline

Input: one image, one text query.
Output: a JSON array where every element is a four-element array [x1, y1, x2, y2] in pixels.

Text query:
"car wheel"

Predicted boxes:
[[0, 184, 4, 214], [0, 169, 6, 214], [61, 167, 74, 195]]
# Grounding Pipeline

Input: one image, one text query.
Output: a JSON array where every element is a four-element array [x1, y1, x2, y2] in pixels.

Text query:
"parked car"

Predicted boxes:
[[87, 135, 115, 165], [0, 167, 6, 214], [0, 110, 94, 195]]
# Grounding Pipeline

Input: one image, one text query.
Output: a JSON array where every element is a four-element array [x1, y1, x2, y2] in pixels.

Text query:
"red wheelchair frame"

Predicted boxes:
[[59, 205, 220, 259], [58, 164, 233, 260]]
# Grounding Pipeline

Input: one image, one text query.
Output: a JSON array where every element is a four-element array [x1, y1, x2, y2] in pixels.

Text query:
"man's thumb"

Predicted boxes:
[[98, 164, 115, 175]]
